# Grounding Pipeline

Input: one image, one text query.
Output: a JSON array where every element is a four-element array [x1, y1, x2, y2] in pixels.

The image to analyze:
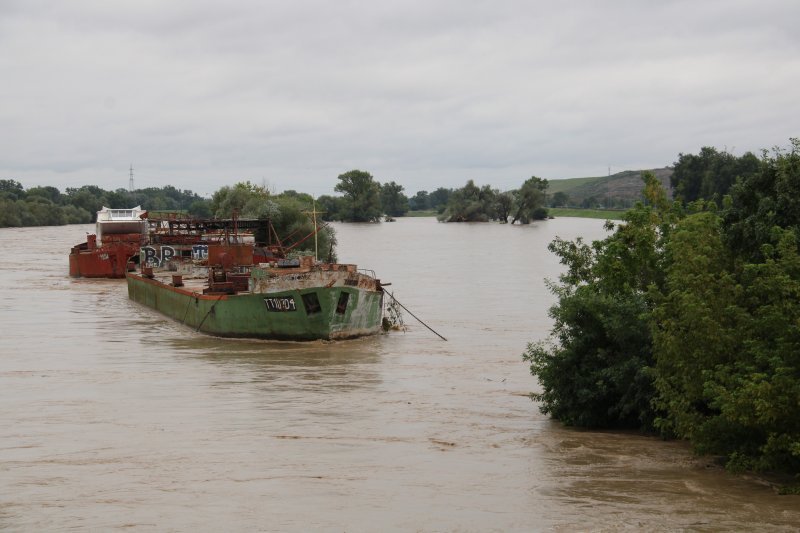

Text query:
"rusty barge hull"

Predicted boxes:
[[69, 206, 148, 278], [69, 239, 141, 278], [126, 270, 384, 341]]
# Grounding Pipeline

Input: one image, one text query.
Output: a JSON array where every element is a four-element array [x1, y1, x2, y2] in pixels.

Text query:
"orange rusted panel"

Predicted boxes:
[[207, 244, 254, 266]]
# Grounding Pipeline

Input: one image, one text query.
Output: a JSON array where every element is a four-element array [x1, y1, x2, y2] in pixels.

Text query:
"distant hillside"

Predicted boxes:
[[548, 168, 673, 208]]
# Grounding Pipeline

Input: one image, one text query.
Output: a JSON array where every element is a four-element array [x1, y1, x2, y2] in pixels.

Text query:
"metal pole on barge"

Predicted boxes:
[[303, 202, 325, 262], [313, 200, 318, 262]]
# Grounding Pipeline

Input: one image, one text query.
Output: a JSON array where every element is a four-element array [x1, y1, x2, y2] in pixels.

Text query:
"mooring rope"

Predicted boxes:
[[388, 291, 447, 341], [196, 294, 226, 332]]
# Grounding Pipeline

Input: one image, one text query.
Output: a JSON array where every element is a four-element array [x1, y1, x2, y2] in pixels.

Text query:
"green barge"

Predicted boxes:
[[126, 251, 385, 341]]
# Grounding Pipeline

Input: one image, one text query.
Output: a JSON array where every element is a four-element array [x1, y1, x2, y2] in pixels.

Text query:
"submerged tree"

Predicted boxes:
[[380, 181, 409, 217], [438, 180, 499, 222], [511, 176, 548, 224], [334, 170, 382, 222], [495, 192, 514, 223]]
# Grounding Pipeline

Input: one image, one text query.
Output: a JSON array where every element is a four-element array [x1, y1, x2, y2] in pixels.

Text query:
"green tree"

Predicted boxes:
[[62, 204, 92, 224], [551, 191, 569, 207], [106, 189, 133, 210], [25, 196, 66, 226], [479, 185, 498, 218], [650, 209, 742, 439], [524, 154, 800, 477], [334, 170, 382, 222], [439, 181, 509, 222], [671, 147, 760, 204], [723, 139, 800, 262], [523, 172, 673, 429], [188, 199, 213, 218], [409, 190, 430, 211], [315, 195, 343, 222], [278, 190, 314, 205], [439, 180, 493, 222], [495, 192, 514, 223], [580, 196, 600, 209], [65, 185, 108, 220], [270, 195, 337, 262], [652, 141, 800, 474], [0, 198, 22, 226], [719, 229, 800, 473], [512, 176, 548, 224], [653, 214, 800, 473], [211, 181, 272, 218], [0, 179, 25, 200], [205, 182, 337, 260], [26, 186, 62, 204], [125, 186, 206, 213], [380, 181, 409, 217], [428, 187, 452, 213]]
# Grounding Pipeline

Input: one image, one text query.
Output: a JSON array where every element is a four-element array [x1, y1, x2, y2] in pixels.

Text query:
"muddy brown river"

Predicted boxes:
[[1, 217, 798, 531]]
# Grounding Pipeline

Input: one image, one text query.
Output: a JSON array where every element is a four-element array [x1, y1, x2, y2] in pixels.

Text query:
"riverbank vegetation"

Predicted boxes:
[[0, 168, 553, 228], [525, 139, 800, 479], [0, 181, 208, 227], [0, 163, 664, 228]]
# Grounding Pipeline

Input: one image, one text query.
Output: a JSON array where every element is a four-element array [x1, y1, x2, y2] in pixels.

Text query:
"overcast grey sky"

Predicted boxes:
[[1, 0, 798, 196]]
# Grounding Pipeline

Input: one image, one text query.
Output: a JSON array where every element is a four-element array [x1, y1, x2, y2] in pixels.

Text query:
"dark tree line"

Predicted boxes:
[[525, 139, 800, 480], [6, 145, 760, 230], [0, 180, 208, 228]]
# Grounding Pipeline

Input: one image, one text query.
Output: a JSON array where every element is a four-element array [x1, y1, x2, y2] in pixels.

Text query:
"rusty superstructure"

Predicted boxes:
[[70, 208, 313, 278]]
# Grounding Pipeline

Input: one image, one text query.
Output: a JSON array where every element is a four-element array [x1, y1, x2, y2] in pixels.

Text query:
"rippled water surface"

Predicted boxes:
[[1, 218, 798, 531]]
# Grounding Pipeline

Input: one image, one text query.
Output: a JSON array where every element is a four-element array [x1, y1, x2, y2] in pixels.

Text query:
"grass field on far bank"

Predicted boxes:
[[548, 207, 626, 220], [402, 207, 627, 220], [402, 209, 439, 217]]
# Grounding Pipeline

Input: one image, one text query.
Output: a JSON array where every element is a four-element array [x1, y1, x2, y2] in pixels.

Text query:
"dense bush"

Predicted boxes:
[[526, 143, 800, 476], [524, 172, 668, 430]]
